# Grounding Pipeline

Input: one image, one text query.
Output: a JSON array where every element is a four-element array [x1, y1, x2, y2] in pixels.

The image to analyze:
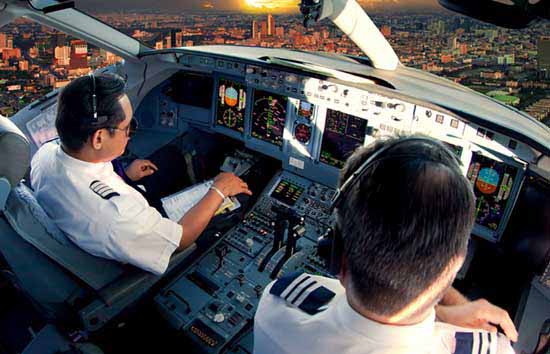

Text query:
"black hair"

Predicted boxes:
[[55, 73, 127, 151], [337, 135, 476, 317]]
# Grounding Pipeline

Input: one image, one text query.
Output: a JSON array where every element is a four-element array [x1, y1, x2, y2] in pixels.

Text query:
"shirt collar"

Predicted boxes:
[[56, 143, 111, 175], [333, 295, 436, 349]]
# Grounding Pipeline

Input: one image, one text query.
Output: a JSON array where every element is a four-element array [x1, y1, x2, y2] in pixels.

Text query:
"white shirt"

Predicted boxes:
[[254, 273, 515, 354], [30, 141, 182, 275]]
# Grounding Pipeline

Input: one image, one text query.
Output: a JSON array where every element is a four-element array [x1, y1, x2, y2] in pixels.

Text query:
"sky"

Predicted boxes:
[[76, 0, 439, 13]]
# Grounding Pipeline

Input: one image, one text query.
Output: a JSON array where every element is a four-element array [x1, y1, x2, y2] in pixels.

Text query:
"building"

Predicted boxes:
[[55, 33, 67, 47], [54, 45, 71, 66], [498, 54, 515, 65], [441, 54, 453, 64], [28, 47, 39, 59], [2, 48, 21, 60], [381, 25, 391, 38], [166, 29, 177, 48], [275, 27, 284, 38], [448, 36, 458, 50], [260, 21, 267, 38], [175, 32, 183, 47], [459, 43, 468, 55], [0, 33, 6, 49], [538, 36, 550, 70], [480, 71, 505, 80], [69, 40, 87, 70], [252, 20, 258, 40], [267, 14, 274, 36], [18, 60, 29, 71]]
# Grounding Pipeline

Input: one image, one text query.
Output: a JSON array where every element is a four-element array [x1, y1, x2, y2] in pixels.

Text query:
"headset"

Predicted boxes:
[[317, 136, 464, 275], [88, 72, 109, 125]]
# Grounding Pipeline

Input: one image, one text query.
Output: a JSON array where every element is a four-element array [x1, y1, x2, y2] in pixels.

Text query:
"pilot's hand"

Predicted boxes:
[[436, 299, 518, 342], [125, 159, 158, 182], [213, 172, 252, 198]]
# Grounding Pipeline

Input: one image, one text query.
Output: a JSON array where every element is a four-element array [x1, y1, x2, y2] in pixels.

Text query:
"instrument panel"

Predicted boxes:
[[125, 52, 548, 353], [134, 58, 531, 245]]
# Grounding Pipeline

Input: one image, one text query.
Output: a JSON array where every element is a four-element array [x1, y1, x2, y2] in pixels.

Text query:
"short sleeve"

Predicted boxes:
[[106, 194, 182, 275]]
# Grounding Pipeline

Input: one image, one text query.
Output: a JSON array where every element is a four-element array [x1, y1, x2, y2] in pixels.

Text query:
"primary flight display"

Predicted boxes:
[[216, 78, 247, 133]]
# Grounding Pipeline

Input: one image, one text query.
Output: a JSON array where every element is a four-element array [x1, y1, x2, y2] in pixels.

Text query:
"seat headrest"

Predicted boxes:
[[0, 117, 30, 198]]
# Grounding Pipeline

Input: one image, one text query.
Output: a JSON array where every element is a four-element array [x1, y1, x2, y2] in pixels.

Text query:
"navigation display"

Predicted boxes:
[[320, 109, 368, 168], [467, 152, 519, 232], [271, 179, 305, 207], [251, 90, 288, 147], [216, 78, 246, 133]]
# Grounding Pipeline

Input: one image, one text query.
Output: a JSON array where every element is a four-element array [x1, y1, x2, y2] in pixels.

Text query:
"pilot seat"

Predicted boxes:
[[0, 117, 195, 333]]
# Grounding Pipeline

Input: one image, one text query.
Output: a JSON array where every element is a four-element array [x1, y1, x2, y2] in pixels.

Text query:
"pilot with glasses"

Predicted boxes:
[[31, 73, 251, 275]]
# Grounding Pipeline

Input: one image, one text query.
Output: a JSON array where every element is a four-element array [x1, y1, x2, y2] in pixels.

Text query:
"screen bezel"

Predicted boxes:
[[467, 147, 526, 243], [249, 89, 290, 150], [318, 108, 369, 169]]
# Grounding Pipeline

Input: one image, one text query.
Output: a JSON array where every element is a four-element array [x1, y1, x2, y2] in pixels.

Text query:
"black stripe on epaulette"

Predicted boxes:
[[270, 272, 305, 297], [455, 332, 474, 354], [89, 180, 120, 200], [297, 286, 335, 315]]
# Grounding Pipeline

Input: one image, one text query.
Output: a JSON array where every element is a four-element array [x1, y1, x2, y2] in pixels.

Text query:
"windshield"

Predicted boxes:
[[1, 0, 549, 128], [80, 1, 549, 124]]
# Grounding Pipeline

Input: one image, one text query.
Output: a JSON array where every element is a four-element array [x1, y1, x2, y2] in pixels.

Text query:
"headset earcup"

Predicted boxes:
[[317, 226, 343, 276], [317, 228, 333, 266], [329, 226, 343, 276]]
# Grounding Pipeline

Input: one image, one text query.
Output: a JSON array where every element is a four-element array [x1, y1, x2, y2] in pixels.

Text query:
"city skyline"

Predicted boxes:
[[76, 0, 438, 13], [0, 9, 549, 125]]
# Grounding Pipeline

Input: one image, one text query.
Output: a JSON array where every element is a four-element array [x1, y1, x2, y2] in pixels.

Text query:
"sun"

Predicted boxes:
[[245, 0, 262, 7], [242, 0, 299, 11]]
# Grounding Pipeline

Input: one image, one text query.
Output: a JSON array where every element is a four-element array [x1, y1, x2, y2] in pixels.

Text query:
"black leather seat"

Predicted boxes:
[[0, 117, 194, 331]]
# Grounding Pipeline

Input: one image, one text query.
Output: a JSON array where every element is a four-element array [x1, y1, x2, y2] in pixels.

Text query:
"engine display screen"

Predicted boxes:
[[215, 78, 246, 133], [271, 179, 305, 207], [164, 72, 214, 109], [467, 152, 519, 232], [297, 101, 314, 120], [251, 90, 288, 147], [320, 109, 368, 168]]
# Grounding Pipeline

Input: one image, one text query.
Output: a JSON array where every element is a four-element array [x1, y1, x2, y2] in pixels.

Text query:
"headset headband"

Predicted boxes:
[[331, 137, 461, 212], [88, 72, 109, 125]]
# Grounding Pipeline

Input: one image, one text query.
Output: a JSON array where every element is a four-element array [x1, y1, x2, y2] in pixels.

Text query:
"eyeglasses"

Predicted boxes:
[[105, 117, 138, 138]]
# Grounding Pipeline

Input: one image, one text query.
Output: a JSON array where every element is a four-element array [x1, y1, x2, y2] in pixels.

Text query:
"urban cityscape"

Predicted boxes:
[[0, 8, 549, 128]]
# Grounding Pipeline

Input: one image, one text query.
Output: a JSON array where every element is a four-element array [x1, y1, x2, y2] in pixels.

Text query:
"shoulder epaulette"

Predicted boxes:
[[270, 272, 335, 315], [90, 180, 120, 200], [454, 331, 498, 354]]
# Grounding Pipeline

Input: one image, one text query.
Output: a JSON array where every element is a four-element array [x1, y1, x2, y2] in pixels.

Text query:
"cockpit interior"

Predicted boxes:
[[0, 1, 549, 353]]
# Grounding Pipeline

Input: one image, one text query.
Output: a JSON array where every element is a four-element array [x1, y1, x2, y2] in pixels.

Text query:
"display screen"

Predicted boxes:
[[467, 152, 519, 232], [251, 90, 288, 147], [297, 101, 314, 120], [320, 109, 368, 168], [294, 123, 312, 144], [271, 179, 305, 207], [164, 72, 214, 109], [215, 78, 247, 133]]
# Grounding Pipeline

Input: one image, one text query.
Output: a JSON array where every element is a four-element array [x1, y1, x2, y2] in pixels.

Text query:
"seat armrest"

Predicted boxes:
[[97, 244, 197, 306], [0, 177, 10, 212]]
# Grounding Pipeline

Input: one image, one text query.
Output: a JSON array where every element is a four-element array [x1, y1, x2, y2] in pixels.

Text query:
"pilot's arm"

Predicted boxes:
[[176, 172, 252, 249], [436, 287, 518, 342]]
